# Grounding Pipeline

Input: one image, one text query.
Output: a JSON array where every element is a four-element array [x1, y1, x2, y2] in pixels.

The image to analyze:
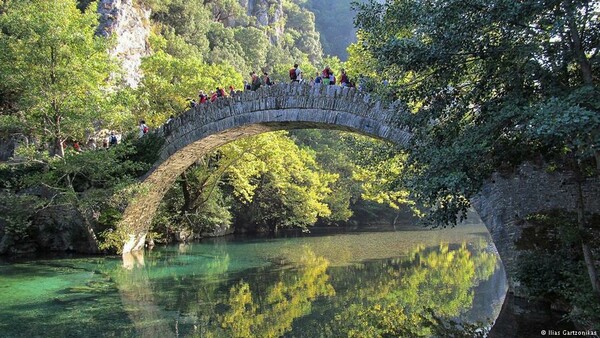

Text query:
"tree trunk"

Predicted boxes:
[[54, 135, 64, 158], [392, 209, 401, 230], [575, 173, 600, 297], [179, 171, 193, 214], [565, 3, 593, 85]]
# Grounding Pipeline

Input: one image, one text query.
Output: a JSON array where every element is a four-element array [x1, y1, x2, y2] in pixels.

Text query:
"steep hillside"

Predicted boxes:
[[305, 0, 358, 60]]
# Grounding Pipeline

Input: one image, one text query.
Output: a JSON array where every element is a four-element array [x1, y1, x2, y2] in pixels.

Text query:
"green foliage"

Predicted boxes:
[[223, 132, 337, 231], [0, 193, 42, 239], [150, 0, 212, 53], [155, 132, 340, 236], [516, 211, 600, 328], [220, 247, 335, 338], [0, 137, 154, 252], [152, 162, 234, 241], [147, 0, 324, 82], [122, 132, 165, 168], [234, 27, 270, 72], [282, 0, 323, 64], [0, 0, 119, 156], [36, 143, 149, 191], [296, 242, 497, 337], [136, 34, 243, 125], [526, 92, 600, 163], [291, 129, 417, 224], [353, 0, 599, 226]]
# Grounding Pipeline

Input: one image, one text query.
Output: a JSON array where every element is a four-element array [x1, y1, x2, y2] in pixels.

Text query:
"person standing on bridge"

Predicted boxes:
[[263, 72, 273, 86], [314, 72, 322, 84], [251, 72, 261, 91], [199, 90, 208, 104], [339, 69, 350, 87], [322, 66, 331, 85], [290, 64, 302, 83]]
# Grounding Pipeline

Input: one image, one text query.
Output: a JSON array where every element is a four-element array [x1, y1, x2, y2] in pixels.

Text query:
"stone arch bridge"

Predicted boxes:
[[120, 82, 412, 253], [118, 81, 600, 301]]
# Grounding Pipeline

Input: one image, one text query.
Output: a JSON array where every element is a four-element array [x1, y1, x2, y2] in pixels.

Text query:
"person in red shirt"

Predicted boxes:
[[199, 90, 208, 104]]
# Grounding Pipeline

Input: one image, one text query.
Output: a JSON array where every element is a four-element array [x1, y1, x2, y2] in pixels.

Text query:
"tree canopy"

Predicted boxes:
[[0, 0, 118, 156], [352, 0, 599, 225]]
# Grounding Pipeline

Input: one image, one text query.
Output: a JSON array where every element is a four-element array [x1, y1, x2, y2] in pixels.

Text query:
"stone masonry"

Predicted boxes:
[[472, 163, 600, 293]]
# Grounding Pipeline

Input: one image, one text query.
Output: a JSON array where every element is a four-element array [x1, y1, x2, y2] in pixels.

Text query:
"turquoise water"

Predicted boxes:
[[0, 223, 506, 337]]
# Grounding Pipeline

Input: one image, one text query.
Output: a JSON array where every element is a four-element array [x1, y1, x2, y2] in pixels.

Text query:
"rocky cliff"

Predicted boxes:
[[97, 0, 152, 88], [242, 0, 285, 42]]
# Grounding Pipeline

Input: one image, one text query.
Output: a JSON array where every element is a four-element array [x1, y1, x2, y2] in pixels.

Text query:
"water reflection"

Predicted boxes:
[[0, 226, 505, 337], [114, 240, 499, 337], [296, 241, 499, 337], [220, 247, 335, 337]]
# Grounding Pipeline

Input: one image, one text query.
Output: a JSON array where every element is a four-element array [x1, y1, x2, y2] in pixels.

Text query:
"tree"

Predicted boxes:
[[353, 0, 599, 291], [282, 0, 323, 64], [221, 247, 335, 338], [135, 31, 243, 125], [291, 129, 416, 226], [234, 27, 270, 72], [151, 0, 212, 54], [223, 132, 337, 232], [0, 0, 117, 157], [154, 132, 339, 237]]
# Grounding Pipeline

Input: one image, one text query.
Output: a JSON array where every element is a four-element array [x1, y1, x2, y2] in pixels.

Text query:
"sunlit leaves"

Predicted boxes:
[[135, 42, 243, 125], [0, 0, 118, 155]]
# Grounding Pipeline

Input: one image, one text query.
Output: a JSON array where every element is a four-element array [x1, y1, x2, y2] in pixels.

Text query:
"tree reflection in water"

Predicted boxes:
[[215, 241, 498, 337], [299, 241, 499, 337], [113, 240, 498, 337], [220, 247, 335, 337]]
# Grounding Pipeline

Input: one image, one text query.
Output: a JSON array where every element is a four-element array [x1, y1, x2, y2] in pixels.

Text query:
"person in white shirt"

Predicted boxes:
[[139, 120, 148, 137]]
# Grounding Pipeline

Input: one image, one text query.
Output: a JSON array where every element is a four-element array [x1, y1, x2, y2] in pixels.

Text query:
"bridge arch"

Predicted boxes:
[[120, 83, 412, 253]]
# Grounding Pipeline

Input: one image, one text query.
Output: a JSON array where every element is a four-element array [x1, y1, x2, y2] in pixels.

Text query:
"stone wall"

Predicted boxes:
[[471, 163, 600, 293]]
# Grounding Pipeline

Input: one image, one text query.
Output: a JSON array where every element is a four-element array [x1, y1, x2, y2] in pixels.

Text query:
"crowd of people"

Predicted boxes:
[[289, 64, 355, 88], [184, 63, 359, 111], [63, 131, 119, 153], [65, 119, 149, 153], [67, 63, 360, 154]]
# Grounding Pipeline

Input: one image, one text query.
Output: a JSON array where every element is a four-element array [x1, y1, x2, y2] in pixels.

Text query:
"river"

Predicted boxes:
[[0, 220, 507, 337]]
